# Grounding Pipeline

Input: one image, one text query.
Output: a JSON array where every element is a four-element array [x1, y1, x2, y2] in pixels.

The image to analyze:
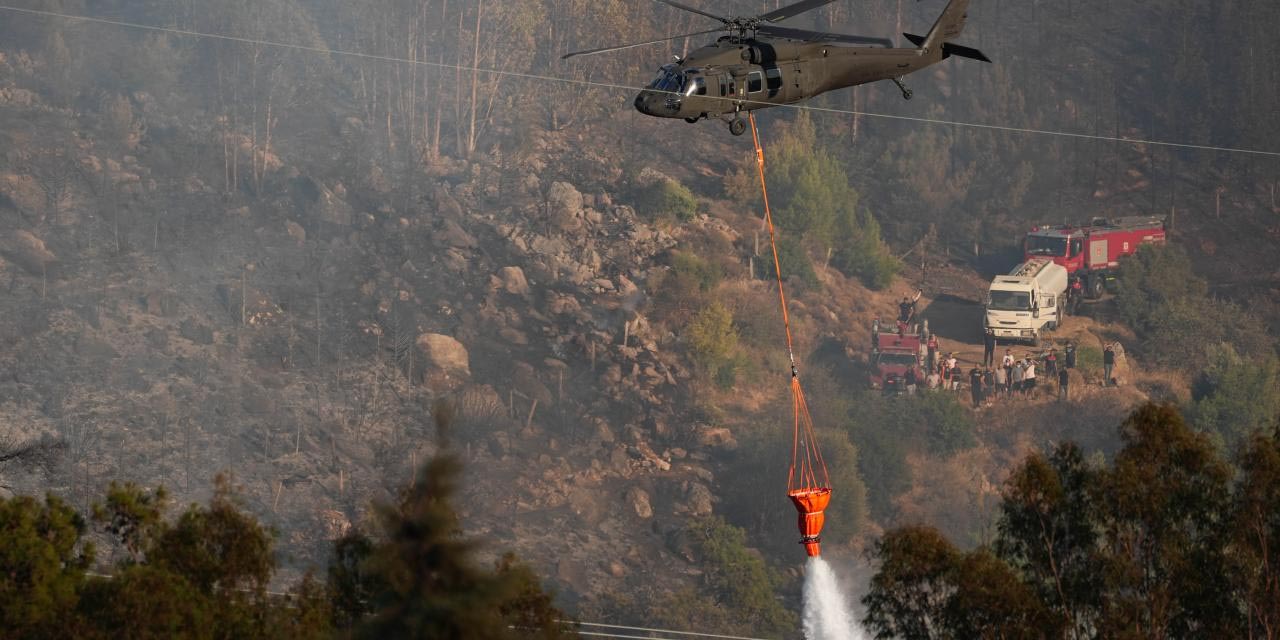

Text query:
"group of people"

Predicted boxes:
[[906, 333, 1080, 408]]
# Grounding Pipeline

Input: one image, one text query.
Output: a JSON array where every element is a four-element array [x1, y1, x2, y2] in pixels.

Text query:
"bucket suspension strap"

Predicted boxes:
[[748, 113, 798, 377]]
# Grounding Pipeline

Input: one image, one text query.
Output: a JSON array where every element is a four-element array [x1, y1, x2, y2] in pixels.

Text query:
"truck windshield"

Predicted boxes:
[[877, 353, 916, 367], [989, 290, 1032, 311], [1026, 235, 1067, 256]]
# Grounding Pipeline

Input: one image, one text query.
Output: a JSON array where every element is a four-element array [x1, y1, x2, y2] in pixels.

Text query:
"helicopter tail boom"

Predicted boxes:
[[903, 32, 991, 63], [921, 0, 971, 54]]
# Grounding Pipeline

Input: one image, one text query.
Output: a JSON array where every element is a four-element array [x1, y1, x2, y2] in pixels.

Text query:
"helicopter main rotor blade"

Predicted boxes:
[[758, 0, 839, 23], [652, 0, 730, 23], [756, 24, 894, 47], [562, 27, 725, 60]]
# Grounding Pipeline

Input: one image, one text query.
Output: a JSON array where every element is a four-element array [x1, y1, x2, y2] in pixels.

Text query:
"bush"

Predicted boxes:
[[638, 178, 698, 222], [687, 302, 741, 387], [1187, 344, 1280, 446], [670, 251, 722, 292], [648, 251, 723, 325], [760, 235, 819, 290], [1115, 245, 1275, 370], [833, 208, 900, 290], [843, 390, 977, 520]]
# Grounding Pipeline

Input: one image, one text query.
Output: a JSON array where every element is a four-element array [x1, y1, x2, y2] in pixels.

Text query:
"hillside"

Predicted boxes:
[[1, 0, 1277, 627]]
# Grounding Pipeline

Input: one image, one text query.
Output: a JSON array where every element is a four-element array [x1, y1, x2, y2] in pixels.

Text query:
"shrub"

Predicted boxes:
[[760, 235, 819, 290], [638, 178, 698, 222], [1115, 245, 1275, 371], [1186, 344, 1280, 446], [687, 302, 741, 387]]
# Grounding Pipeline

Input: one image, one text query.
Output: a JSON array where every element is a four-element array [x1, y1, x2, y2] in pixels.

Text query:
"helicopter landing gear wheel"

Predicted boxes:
[[892, 77, 913, 100], [729, 118, 746, 136], [685, 116, 700, 124]]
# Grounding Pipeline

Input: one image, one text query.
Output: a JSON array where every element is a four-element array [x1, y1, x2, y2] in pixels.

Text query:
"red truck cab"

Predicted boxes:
[[870, 319, 927, 394], [1023, 216, 1165, 298]]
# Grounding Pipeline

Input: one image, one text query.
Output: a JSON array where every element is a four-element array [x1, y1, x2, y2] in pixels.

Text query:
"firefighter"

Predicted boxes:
[[982, 329, 996, 367], [898, 289, 923, 325], [1058, 367, 1070, 401], [1103, 343, 1116, 386], [926, 334, 940, 372], [1067, 276, 1083, 314]]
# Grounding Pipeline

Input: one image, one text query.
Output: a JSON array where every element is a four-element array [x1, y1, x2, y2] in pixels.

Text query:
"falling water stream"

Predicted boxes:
[[801, 556, 870, 640]]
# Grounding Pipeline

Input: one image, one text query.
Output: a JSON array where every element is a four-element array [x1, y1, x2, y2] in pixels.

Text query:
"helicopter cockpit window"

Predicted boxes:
[[647, 65, 685, 94], [685, 76, 707, 96], [747, 71, 763, 93]]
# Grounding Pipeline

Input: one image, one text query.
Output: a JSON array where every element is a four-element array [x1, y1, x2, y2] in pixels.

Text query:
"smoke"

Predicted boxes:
[[802, 556, 870, 640]]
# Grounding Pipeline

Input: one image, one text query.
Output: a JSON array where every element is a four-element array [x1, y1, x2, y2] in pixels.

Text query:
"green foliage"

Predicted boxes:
[[670, 251, 722, 293], [0, 416, 567, 639], [352, 408, 572, 639], [728, 113, 897, 289], [863, 525, 959, 639], [683, 516, 796, 636], [832, 208, 900, 290], [994, 443, 1102, 638], [1115, 245, 1274, 370], [648, 251, 724, 326], [1074, 344, 1103, 378], [687, 301, 741, 388], [865, 403, 1277, 638], [0, 494, 92, 638], [840, 390, 975, 521], [638, 178, 698, 222], [1187, 344, 1280, 447], [1230, 427, 1280, 637], [720, 417, 868, 557], [760, 234, 819, 290]]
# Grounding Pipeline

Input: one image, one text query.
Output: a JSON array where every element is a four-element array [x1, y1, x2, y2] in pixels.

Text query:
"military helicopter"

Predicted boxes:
[[563, 0, 990, 135]]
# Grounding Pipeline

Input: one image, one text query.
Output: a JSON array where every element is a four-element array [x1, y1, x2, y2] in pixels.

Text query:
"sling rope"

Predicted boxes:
[[748, 113, 830, 496]]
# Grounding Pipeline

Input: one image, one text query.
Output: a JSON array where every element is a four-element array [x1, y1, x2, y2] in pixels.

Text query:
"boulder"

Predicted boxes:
[[626, 487, 653, 519], [416, 333, 470, 377], [497, 266, 530, 295], [0, 230, 56, 275], [684, 482, 714, 516], [547, 181, 584, 231]]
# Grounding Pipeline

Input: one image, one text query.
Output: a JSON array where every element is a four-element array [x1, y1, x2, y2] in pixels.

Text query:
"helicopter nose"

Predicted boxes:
[[634, 92, 653, 116], [634, 91, 678, 117]]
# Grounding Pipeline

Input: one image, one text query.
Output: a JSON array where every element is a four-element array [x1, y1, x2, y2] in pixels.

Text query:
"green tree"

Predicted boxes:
[[1229, 426, 1280, 638], [675, 516, 796, 637], [995, 443, 1102, 638], [1187, 344, 1280, 447], [1091, 403, 1239, 639], [687, 301, 741, 387], [353, 406, 571, 639], [0, 494, 93, 638], [760, 235, 819, 290], [863, 525, 958, 640], [637, 178, 697, 222], [944, 548, 1055, 640], [1115, 245, 1274, 370]]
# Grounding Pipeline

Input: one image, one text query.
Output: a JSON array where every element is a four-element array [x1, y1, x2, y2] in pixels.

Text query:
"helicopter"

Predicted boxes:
[[563, 0, 990, 136]]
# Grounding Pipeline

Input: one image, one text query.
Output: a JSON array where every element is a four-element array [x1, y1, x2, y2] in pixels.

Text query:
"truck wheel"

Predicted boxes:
[[1088, 276, 1105, 300]]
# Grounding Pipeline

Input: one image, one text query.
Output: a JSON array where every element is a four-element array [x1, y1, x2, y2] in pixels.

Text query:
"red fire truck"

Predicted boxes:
[[869, 318, 928, 394], [1023, 216, 1166, 299]]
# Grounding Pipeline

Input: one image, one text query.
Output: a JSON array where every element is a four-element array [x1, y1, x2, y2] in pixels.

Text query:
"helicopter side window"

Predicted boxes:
[[765, 67, 782, 92], [747, 71, 763, 93], [686, 77, 707, 96]]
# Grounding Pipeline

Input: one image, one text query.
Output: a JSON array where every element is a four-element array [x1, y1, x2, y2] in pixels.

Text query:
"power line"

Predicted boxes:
[[3, 4, 1278, 158], [571, 621, 774, 640]]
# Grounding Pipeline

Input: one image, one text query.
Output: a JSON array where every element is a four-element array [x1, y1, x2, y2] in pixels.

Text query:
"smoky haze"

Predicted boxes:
[[0, 0, 1277, 630]]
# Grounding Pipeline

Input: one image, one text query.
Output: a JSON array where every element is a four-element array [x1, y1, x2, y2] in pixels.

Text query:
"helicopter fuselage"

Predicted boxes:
[[633, 35, 941, 122]]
